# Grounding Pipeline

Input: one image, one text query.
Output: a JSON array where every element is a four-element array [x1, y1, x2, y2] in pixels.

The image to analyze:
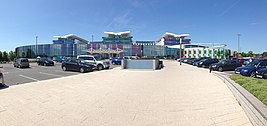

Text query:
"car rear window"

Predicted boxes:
[[21, 59, 28, 62], [79, 57, 94, 60]]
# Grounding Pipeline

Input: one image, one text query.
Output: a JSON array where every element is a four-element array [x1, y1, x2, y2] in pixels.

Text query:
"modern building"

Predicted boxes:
[[183, 44, 231, 59], [53, 34, 88, 44], [102, 31, 133, 43], [15, 31, 230, 59], [156, 32, 191, 46]]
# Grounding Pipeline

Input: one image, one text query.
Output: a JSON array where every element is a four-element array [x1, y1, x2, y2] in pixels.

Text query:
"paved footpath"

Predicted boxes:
[[0, 60, 252, 126]]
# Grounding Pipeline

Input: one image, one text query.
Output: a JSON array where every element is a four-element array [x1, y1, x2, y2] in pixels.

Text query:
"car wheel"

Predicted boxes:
[[44, 63, 47, 66], [79, 67, 85, 73], [202, 65, 206, 68], [97, 64, 104, 70], [112, 62, 115, 65], [250, 71, 256, 78], [62, 66, 67, 71], [218, 67, 223, 72]]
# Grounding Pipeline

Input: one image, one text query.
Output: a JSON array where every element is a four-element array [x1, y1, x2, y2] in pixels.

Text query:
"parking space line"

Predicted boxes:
[[39, 72, 63, 77], [19, 74, 39, 81]]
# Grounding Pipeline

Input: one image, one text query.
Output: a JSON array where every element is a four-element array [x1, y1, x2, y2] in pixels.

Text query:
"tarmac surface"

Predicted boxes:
[[0, 60, 251, 126]]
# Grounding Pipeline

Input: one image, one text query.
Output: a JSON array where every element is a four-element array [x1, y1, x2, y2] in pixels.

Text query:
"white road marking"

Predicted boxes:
[[39, 72, 63, 77], [19, 74, 39, 81]]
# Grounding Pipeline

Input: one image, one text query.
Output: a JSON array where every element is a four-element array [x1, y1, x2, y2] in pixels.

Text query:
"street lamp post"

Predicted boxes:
[[177, 34, 189, 65], [237, 34, 241, 59], [35, 36, 38, 56], [179, 37, 182, 65]]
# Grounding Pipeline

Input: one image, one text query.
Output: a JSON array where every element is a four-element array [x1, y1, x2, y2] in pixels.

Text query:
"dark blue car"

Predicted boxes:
[[255, 68, 267, 79], [239, 61, 267, 77], [111, 57, 123, 65], [193, 57, 209, 66]]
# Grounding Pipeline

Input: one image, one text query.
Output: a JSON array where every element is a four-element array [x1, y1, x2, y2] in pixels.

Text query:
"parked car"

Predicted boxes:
[[37, 58, 54, 66], [182, 58, 189, 63], [186, 58, 195, 65], [197, 58, 219, 68], [77, 55, 110, 70], [210, 60, 242, 72], [239, 61, 267, 77], [54, 56, 65, 63], [111, 57, 123, 65], [235, 59, 267, 74], [192, 57, 209, 66], [13, 58, 30, 68], [61, 58, 95, 73], [255, 68, 267, 79]]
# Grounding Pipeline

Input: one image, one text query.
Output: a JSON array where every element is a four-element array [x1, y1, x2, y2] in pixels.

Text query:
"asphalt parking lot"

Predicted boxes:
[[0, 61, 235, 87], [0, 63, 117, 86]]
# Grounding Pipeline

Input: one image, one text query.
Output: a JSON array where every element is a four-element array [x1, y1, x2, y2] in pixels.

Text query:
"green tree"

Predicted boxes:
[[9, 51, 16, 61], [262, 51, 267, 56], [3, 51, 9, 62], [241, 52, 247, 57], [224, 50, 230, 59], [247, 51, 253, 57], [233, 51, 237, 58], [217, 50, 221, 59]]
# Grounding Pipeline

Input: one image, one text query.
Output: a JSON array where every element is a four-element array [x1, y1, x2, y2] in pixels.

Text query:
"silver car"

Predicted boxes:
[[14, 58, 30, 68]]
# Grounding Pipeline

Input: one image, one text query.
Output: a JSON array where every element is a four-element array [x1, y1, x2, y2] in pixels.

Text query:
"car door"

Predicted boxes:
[[257, 62, 267, 70], [222, 60, 230, 70], [69, 59, 80, 71], [228, 60, 236, 70]]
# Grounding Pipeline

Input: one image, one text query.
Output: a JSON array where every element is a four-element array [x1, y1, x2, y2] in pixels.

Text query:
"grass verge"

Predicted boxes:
[[230, 74, 267, 106]]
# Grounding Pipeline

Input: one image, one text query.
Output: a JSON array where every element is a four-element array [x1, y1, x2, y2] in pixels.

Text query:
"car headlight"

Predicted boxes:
[[199, 62, 203, 65], [256, 71, 258, 73], [213, 65, 216, 67]]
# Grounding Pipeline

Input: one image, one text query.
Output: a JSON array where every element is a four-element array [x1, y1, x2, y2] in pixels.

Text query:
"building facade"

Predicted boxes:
[[183, 44, 230, 59], [15, 32, 230, 59]]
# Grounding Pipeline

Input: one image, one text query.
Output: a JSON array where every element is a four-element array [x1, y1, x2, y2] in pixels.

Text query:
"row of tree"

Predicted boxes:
[[239, 51, 267, 57], [0, 51, 16, 63]]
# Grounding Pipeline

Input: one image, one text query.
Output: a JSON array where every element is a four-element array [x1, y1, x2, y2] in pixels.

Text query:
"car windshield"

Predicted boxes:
[[200, 59, 207, 62], [220, 60, 228, 64], [21, 59, 28, 62], [42, 58, 51, 61], [79, 57, 92, 60], [246, 61, 259, 67], [94, 56, 105, 60]]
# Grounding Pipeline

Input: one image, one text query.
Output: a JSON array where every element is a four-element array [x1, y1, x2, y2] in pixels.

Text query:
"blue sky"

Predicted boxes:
[[0, 0, 266, 53]]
